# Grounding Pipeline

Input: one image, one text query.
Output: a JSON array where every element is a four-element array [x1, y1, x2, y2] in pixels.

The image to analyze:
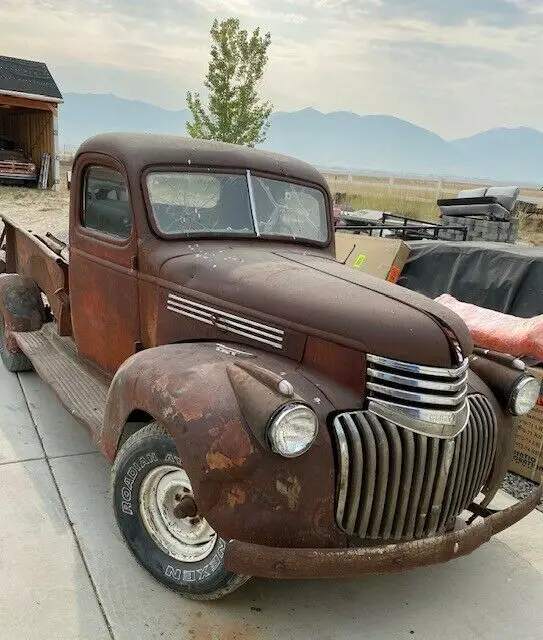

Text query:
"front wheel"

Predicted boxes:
[[111, 422, 250, 600]]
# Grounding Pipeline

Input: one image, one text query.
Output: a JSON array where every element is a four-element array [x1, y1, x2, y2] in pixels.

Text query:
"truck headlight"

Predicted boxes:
[[267, 404, 319, 458], [509, 376, 540, 416]]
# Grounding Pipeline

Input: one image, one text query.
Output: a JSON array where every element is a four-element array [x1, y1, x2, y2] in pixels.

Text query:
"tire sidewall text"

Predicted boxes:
[[112, 432, 231, 595]]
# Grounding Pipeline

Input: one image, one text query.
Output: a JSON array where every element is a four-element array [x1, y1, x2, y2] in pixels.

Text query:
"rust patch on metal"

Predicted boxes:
[[206, 452, 237, 471], [226, 487, 247, 508], [276, 476, 302, 512], [224, 483, 543, 579], [103, 343, 345, 548], [1, 219, 71, 335], [181, 406, 204, 422], [206, 420, 254, 471]]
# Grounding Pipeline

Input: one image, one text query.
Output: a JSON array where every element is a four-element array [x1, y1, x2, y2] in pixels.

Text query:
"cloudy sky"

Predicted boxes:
[[3, 0, 543, 138]]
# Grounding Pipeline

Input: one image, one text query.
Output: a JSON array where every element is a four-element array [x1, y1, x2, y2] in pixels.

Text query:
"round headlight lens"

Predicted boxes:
[[509, 376, 540, 416], [267, 404, 319, 458]]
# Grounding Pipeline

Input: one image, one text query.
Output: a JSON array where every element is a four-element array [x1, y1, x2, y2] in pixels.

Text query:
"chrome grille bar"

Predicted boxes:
[[366, 381, 466, 406], [331, 395, 497, 542], [367, 354, 469, 378], [366, 353, 470, 438], [367, 367, 468, 392]]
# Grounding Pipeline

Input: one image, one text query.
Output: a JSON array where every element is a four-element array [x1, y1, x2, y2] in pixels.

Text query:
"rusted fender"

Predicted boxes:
[[101, 341, 347, 549], [0, 274, 45, 353]]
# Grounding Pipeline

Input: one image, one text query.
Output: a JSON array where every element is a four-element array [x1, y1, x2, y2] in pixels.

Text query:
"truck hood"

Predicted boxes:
[[159, 246, 472, 367]]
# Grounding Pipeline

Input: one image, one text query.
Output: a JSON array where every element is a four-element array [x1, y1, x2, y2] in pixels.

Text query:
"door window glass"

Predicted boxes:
[[83, 166, 132, 238]]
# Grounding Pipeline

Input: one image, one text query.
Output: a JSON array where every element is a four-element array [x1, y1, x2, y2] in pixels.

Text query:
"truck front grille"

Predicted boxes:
[[366, 353, 470, 438], [330, 394, 497, 541]]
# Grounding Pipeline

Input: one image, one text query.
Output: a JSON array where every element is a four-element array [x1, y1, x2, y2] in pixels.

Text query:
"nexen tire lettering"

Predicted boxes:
[[121, 452, 158, 515], [164, 540, 226, 583]]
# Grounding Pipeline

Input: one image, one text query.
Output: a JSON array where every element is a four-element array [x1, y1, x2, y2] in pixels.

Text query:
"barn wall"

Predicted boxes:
[[0, 107, 55, 187]]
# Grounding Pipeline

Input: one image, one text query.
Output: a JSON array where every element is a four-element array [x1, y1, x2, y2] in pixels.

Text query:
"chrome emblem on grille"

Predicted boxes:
[[366, 354, 470, 438]]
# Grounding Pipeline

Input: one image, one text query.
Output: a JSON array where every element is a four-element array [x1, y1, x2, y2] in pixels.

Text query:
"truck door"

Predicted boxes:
[[69, 161, 140, 374]]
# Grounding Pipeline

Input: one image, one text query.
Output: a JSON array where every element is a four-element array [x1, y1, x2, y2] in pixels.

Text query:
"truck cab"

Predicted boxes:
[[0, 133, 540, 600], [68, 133, 334, 374]]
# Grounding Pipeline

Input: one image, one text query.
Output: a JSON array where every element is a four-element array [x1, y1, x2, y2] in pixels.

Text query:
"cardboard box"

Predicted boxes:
[[334, 234, 411, 283], [509, 366, 543, 483]]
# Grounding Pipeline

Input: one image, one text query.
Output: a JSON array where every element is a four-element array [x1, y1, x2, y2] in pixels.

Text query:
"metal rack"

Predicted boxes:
[[337, 212, 468, 241]]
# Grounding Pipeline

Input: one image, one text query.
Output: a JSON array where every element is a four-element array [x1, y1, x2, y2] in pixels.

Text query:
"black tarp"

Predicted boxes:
[[398, 241, 543, 318]]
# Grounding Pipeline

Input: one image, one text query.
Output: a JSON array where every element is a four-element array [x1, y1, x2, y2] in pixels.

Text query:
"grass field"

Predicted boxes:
[[323, 173, 543, 244]]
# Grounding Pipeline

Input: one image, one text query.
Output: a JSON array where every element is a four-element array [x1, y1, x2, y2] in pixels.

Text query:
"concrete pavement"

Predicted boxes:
[[1, 364, 542, 640]]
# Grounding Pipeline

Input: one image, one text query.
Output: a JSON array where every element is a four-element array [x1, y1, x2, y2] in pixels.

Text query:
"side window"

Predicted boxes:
[[82, 166, 132, 239]]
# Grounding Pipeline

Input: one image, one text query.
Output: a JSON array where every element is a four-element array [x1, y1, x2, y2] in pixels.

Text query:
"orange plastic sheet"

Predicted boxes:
[[436, 294, 543, 360]]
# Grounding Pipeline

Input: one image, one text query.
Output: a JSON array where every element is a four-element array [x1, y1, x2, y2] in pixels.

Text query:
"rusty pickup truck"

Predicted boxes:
[[0, 133, 540, 600]]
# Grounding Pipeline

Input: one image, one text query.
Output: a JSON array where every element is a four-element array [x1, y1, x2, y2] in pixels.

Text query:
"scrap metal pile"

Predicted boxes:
[[437, 186, 520, 244]]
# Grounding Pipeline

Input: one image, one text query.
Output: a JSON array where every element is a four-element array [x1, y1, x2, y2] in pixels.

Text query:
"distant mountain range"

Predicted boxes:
[[58, 93, 543, 184]]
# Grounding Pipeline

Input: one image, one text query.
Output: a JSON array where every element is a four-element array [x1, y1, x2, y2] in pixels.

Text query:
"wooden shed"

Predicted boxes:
[[0, 55, 63, 190]]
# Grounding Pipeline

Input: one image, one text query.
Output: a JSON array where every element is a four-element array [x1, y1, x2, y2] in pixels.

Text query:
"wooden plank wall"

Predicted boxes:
[[0, 108, 55, 187]]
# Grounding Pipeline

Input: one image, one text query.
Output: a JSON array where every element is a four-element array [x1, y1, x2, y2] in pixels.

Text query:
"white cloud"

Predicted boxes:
[[1, 0, 542, 137]]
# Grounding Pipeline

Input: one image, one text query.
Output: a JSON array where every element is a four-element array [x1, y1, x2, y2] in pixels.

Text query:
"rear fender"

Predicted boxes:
[[102, 341, 345, 548], [0, 274, 45, 353]]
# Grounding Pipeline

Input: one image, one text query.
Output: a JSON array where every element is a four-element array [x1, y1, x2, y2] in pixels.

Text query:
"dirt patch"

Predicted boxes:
[[0, 163, 70, 238]]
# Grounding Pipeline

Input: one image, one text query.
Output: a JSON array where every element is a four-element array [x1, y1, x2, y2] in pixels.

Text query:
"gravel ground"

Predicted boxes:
[[502, 471, 542, 512]]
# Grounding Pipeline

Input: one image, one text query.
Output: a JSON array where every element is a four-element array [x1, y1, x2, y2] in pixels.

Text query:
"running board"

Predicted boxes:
[[13, 323, 108, 439]]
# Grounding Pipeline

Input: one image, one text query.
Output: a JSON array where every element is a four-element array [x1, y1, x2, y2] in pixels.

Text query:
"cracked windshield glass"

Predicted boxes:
[[146, 171, 328, 242]]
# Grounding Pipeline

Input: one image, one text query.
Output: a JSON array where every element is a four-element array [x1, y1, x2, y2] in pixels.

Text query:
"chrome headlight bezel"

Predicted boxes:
[[267, 403, 319, 458], [508, 375, 540, 416]]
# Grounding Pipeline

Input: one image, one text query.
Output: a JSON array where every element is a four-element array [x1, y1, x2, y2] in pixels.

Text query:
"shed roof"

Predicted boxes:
[[77, 132, 329, 190], [0, 55, 62, 101]]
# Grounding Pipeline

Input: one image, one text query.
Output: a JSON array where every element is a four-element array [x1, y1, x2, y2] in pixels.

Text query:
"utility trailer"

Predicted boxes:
[[0, 133, 540, 600]]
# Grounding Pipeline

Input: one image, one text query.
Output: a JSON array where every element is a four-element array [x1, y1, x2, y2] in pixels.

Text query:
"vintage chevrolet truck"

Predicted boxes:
[[0, 133, 541, 600]]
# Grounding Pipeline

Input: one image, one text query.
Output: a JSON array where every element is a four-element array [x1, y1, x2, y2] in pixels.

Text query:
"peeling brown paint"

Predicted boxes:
[[227, 486, 247, 508], [206, 420, 254, 471], [218, 421, 254, 460], [206, 451, 238, 471], [179, 404, 204, 422], [276, 475, 302, 512], [102, 343, 346, 548]]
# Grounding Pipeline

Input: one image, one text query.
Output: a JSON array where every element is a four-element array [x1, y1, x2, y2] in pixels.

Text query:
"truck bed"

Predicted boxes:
[[1, 215, 71, 335]]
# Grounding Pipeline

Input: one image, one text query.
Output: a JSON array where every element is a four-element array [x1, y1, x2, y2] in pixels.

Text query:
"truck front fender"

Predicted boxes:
[[102, 341, 346, 549]]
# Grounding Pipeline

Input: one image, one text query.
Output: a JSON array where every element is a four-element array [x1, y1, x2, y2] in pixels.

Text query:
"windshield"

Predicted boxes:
[[146, 171, 328, 242]]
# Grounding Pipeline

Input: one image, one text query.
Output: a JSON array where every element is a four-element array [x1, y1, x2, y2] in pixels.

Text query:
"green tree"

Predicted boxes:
[[186, 18, 273, 147]]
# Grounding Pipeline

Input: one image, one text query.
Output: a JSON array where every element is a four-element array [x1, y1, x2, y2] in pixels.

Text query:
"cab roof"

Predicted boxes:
[[76, 132, 329, 190]]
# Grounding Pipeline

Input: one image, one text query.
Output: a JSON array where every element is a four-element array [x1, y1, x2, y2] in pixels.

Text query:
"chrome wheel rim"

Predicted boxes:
[[139, 465, 217, 563]]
